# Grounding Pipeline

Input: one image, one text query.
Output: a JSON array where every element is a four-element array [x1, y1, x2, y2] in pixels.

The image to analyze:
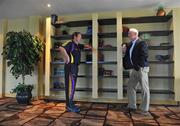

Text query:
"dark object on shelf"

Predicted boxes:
[[98, 67, 104, 76], [53, 57, 63, 62], [53, 82, 64, 89], [89, 38, 92, 46], [98, 39, 104, 48], [98, 52, 104, 61], [103, 44, 113, 48], [123, 26, 129, 33], [104, 70, 113, 76], [60, 25, 69, 35], [156, 6, 166, 16], [123, 71, 129, 76], [51, 14, 58, 24], [160, 43, 171, 46], [54, 68, 64, 76], [86, 53, 104, 61], [86, 54, 92, 61], [62, 30, 68, 35], [98, 25, 103, 33], [155, 55, 170, 62], [87, 26, 92, 34], [54, 42, 62, 49]]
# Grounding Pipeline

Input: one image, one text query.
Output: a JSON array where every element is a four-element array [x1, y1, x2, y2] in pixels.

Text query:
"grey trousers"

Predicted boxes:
[[127, 67, 150, 111]]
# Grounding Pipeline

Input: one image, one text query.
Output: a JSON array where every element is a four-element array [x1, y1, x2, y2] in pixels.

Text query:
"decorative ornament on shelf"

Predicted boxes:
[[123, 26, 129, 33], [60, 25, 70, 35], [140, 33, 151, 43], [51, 14, 58, 24], [156, 5, 166, 16]]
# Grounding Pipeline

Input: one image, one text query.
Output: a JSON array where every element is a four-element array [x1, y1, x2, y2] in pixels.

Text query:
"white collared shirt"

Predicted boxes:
[[129, 38, 138, 65]]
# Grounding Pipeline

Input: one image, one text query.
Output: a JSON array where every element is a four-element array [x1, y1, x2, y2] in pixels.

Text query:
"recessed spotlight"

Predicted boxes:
[[47, 3, 51, 8]]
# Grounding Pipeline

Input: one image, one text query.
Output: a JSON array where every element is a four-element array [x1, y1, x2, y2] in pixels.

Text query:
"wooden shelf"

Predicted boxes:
[[50, 87, 174, 94], [51, 48, 92, 52], [52, 20, 92, 28], [98, 18, 116, 25], [51, 75, 117, 78], [149, 61, 174, 64], [98, 46, 173, 51], [51, 46, 173, 52], [98, 47, 117, 51], [149, 45, 174, 50], [123, 30, 173, 37], [123, 75, 174, 79], [51, 61, 93, 65], [98, 31, 173, 38], [51, 75, 91, 78], [52, 16, 172, 28], [51, 61, 65, 65], [122, 15, 172, 24], [51, 61, 173, 65], [78, 61, 117, 64], [98, 32, 116, 38], [98, 61, 117, 64], [51, 34, 92, 40], [123, 86, 174, 94], [51, 75, 174, 79]]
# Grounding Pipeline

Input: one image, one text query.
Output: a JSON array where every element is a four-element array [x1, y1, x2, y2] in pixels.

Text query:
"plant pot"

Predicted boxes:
[[156, 10, 166, 16], [16, 91, 32, 104]]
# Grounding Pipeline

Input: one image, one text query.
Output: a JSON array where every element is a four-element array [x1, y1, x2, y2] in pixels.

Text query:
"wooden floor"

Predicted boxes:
[[0, 98, 180, 126]]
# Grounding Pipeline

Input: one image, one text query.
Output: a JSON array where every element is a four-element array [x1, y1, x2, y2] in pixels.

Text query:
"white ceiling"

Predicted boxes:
[[0, 0, 180, 19]]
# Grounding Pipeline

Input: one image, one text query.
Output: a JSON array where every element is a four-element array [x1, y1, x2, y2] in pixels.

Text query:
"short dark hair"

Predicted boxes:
[[72, 32, 81, 39]]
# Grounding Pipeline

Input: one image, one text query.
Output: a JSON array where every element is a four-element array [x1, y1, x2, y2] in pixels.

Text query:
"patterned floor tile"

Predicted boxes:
[[61, 111, 84, 118], [80, 118, 104, 126], [105, 120, 133, 126], [49, 117, 81, 126], [0, 112, 38, 125], [0, 98, 180, 126], [23, 117, 53, 126], [107, 110, 131, 122]]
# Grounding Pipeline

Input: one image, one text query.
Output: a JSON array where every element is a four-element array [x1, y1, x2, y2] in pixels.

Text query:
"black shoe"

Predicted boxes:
[[68, 101, 80, 113], [66, 105, 80, 113]]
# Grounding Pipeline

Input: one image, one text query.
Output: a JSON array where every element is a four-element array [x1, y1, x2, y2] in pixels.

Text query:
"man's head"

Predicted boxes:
[[128, 28, 139, 41], [72, 32, 82, 43]]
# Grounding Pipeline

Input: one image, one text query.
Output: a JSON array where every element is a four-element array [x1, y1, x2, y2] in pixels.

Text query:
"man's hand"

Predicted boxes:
[[84, 44, 92, 49], [122, 43, 127, 54], [64, 55, 70, 64], [58, 47, 70, 64]]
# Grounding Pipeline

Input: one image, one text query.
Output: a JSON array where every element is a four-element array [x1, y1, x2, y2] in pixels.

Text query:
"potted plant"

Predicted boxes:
[[2, 30, 44, 104], [156, 5, 166, 16]]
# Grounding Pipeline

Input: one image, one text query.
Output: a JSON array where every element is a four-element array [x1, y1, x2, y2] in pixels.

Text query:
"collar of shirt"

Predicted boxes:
[[131, 38, 138, 45]]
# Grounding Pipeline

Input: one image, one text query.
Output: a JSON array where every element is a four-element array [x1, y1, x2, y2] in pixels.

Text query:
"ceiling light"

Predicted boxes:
[[47, 4, 51, 8]]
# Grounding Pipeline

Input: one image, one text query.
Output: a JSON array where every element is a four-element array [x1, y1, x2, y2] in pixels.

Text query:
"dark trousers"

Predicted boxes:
[[64, 64, 78, 106]]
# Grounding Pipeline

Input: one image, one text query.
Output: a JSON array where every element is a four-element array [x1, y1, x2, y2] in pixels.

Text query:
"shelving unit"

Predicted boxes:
[[97, 16, 122, 100], [45, 10, 180, 104], [46, 15, 94, 100]]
